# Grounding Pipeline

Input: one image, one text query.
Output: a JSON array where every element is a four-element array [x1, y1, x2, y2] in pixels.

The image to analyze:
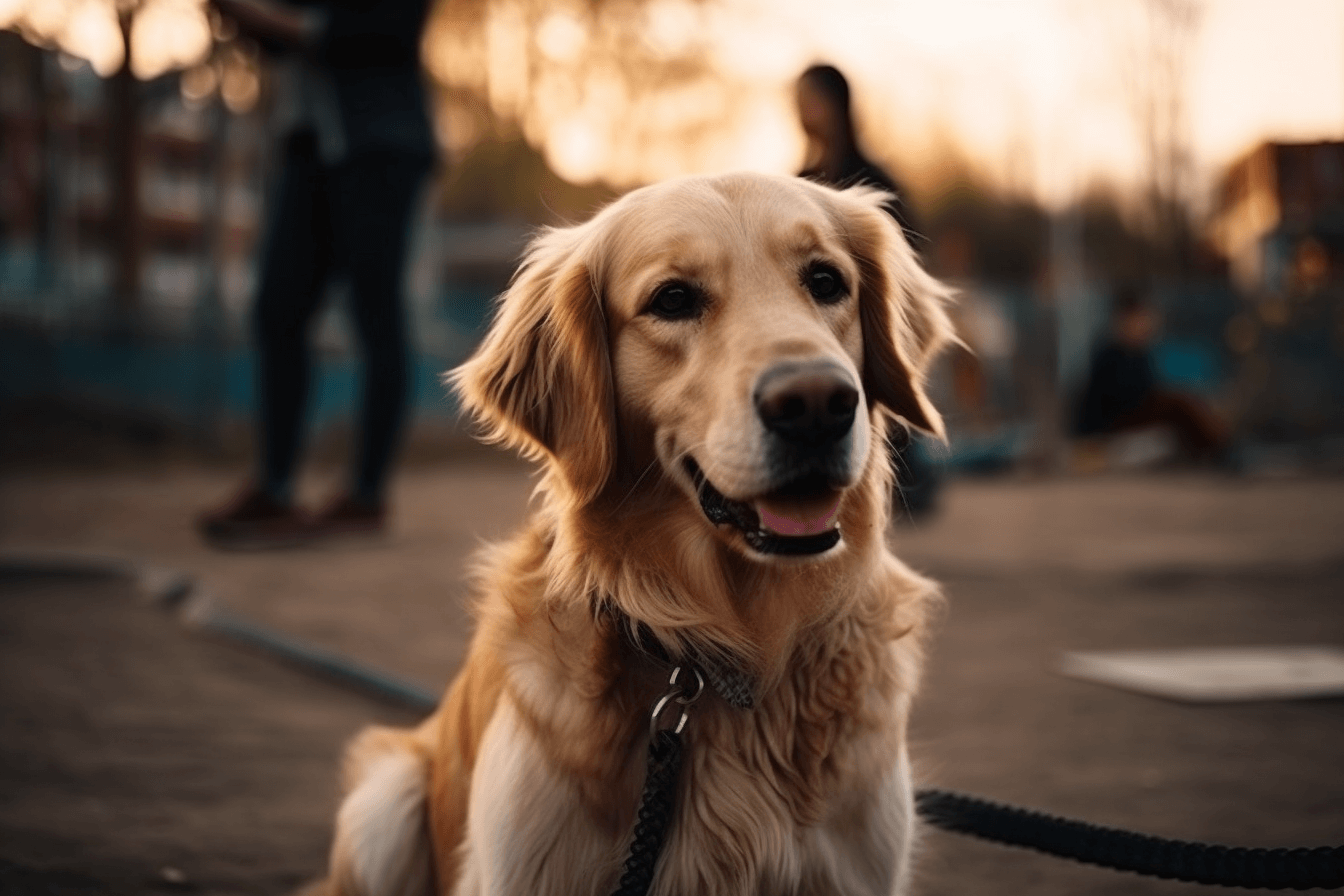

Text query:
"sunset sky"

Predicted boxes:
[[738, 0, 1344, 205], [4, 0, 1343, 208], [429, 0, 1344, 207]]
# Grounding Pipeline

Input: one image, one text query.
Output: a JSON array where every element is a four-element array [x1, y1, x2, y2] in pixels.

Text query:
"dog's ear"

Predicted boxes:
[[448, 225, 615, 503], [839, 188, 955, 440]]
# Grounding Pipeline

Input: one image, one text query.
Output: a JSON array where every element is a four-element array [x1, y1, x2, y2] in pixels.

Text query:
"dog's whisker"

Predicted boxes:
[[614, 459, 662, 512]]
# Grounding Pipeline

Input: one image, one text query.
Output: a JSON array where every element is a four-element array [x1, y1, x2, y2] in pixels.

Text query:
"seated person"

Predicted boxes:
[[1074, 285, 1228, 464]]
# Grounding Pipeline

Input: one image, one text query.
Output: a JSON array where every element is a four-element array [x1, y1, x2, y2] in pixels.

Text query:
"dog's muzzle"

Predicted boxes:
[[686, 459, 842, 557], [684, 360, 862, 557]]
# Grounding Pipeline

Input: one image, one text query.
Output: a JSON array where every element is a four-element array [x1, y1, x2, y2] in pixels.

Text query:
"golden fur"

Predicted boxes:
[[315, 172, 953, 896]]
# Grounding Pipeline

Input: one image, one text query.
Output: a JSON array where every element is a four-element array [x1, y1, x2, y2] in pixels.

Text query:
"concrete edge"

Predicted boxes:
[[0, 548, 437, 713]]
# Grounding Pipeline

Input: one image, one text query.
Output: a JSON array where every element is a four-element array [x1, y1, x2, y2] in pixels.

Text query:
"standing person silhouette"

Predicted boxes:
[[796, 63, 922, 248], [198, 0, 436, 548], [795, 63, 938, 516]]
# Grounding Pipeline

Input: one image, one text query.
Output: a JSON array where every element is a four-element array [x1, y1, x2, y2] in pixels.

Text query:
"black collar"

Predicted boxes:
[[607, 604, 756, 710]]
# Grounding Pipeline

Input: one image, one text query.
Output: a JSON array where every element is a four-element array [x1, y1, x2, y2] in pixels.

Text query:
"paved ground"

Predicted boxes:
[[2, 446, 1343, 895]]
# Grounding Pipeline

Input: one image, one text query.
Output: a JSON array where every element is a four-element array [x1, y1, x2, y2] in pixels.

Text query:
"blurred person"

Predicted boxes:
[[795, 63, 922, 248], [198, 0, 435, 547], [1074, 283, 1229, 464], [795, 62, 937, 516]]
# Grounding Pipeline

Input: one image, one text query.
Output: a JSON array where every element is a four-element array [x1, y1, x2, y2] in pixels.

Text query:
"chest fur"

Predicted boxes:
[[473, 629, 911, 896], [649, 653, 909, 896]]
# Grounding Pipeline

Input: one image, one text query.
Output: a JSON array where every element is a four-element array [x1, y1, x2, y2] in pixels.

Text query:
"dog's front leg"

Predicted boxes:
[[802, 748, 917, 896], [455, 696, 620, 896]]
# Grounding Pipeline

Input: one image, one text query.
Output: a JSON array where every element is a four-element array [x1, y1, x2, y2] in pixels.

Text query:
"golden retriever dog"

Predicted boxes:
[[316, 172, 953, 896]]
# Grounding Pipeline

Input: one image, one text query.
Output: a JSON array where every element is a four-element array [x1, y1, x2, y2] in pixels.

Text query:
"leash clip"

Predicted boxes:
[[649, 665, 704, 739]]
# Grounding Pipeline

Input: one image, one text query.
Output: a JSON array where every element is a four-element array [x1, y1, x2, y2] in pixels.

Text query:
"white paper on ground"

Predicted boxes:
[[1058, 646, 1344, 703]]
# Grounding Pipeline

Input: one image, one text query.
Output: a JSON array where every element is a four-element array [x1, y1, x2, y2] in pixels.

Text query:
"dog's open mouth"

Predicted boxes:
[[685, 459, 842, 556]]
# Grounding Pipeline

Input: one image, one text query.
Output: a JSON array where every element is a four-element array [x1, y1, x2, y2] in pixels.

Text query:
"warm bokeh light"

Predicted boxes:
[[424, 0, 1344, 204], [179, 60, 217, 105], [534, 9, 585, 64], [2, 0, 1341, 207], [424, 0, 806, 186], [130, 0, 211, 81], [2, 0, 124, 74], [1, 0, 209, 79], [60, 0, 123, 76], [11, 0, 70, 43], [218, 44, 259, 113]]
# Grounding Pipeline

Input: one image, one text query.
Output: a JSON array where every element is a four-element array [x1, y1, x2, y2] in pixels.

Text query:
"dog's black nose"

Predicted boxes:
[[755, 361, 859, 447]]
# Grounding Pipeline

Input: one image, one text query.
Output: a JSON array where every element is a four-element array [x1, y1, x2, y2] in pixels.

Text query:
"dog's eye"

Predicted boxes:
[[646, 280, 703, 321], [803, 262, 847, 305]]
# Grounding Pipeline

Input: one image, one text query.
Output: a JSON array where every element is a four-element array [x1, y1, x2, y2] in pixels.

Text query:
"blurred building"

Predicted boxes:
[[1212, 141, 1344, 295], [0, 33, 269, 338], [0, 31, 525, 438], [1210, 140, 1344, 441]]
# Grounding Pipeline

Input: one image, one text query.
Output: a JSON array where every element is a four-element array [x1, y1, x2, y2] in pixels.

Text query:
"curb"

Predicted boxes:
[[0, 549, 438, 713]]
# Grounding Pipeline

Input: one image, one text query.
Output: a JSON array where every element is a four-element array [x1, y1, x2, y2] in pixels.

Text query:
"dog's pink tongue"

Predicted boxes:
[[754, 494, 842, 537]]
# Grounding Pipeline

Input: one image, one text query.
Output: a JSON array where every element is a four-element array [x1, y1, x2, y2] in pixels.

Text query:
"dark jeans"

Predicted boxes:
[[253, 131, 431, 504]]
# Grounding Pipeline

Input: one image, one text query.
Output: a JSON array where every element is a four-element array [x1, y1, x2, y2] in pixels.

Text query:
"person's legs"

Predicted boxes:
[[252, 133, 335, 503], [325, 150, 429, 510], [198, 133, 334, 546]]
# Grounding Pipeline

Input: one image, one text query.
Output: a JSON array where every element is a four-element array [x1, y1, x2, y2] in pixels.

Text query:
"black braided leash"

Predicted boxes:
[[606, 605, 755, 896], [916, 789, 1344, 890], [610, 665, 704, 896], [610, 729, 685, 896]]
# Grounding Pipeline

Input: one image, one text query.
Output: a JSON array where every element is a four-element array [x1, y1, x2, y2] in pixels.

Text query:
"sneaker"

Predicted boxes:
[[198, 485, 312, 550], [307, 493, 386, 540]]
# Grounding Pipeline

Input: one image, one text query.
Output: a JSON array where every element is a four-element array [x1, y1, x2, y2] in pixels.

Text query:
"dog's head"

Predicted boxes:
[[451, 173, 951, 561]]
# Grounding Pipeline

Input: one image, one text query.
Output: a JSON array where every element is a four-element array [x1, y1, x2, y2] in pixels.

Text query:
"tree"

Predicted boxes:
[[1118, 0, 1204, 271], [423, 0, 751, 187]]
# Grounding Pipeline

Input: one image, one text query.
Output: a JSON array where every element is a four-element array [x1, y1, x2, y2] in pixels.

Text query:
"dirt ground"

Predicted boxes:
[[2, 446, 1342, 895]]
